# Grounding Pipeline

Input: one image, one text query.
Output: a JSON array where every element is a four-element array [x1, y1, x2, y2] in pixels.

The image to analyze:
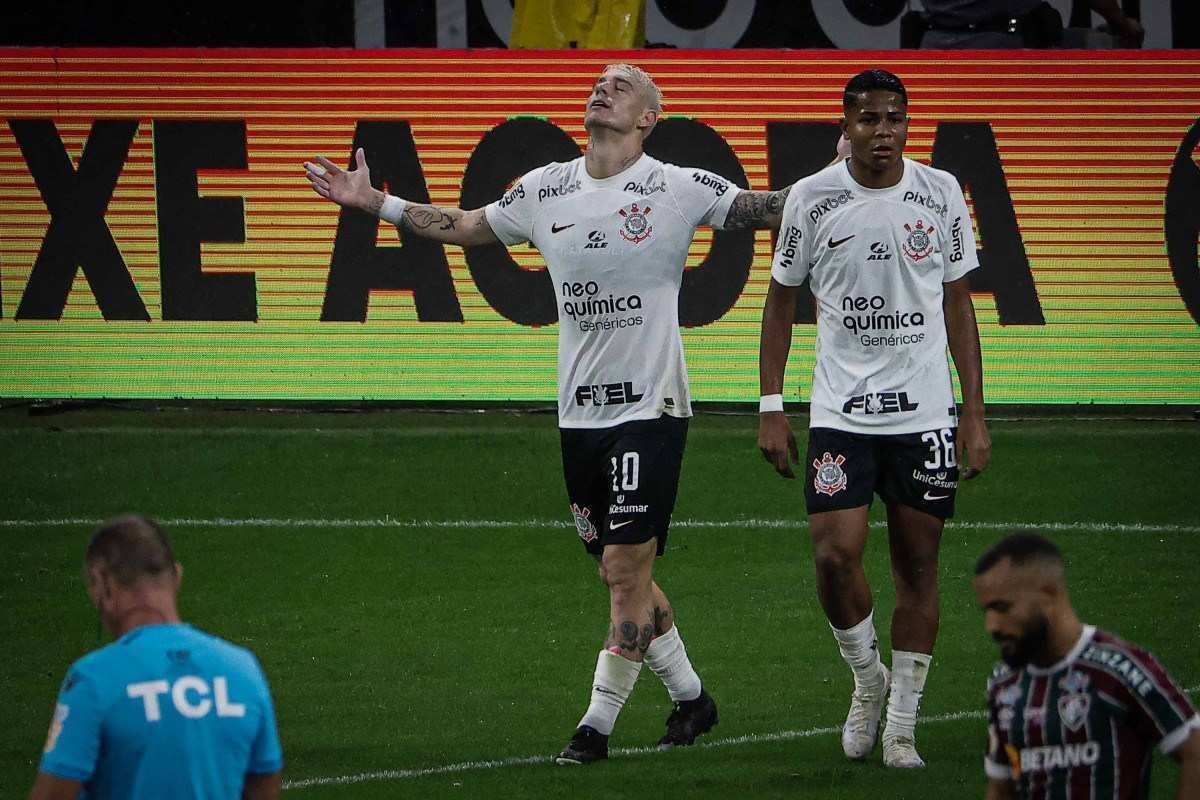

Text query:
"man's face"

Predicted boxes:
[[585, 69, 653, 135], [842, 90, 908, 173], [973, 559, 1052, 668]]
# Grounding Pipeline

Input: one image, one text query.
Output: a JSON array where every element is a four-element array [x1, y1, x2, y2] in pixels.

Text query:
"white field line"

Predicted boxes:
[[282, 686, 1200, 790], [2, 518, 1199, 534], [0, 425, 1194, 437]]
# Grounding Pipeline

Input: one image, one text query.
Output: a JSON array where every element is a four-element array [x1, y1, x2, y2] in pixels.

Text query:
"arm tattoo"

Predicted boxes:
[[366, 193, 384, 217], [402, 205, 457, 233], [723, 186, 792, 231]]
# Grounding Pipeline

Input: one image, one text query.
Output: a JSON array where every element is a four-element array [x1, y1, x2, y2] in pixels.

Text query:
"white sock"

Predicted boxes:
[[885, 650, 932, 741], [830, 611, 885, 688], [644, 626, 702, 702], [578, 650, 643, 736]]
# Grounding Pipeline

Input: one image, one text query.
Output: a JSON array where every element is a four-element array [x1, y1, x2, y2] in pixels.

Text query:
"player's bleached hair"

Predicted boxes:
[[843, 68, 908, 111], [974, 532, 1064, 576], [604, 63, 663, 113], [86, 514, 176, 586]]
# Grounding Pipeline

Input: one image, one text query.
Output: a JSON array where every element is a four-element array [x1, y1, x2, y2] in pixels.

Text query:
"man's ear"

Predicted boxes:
[[639, 107, 659, 135]]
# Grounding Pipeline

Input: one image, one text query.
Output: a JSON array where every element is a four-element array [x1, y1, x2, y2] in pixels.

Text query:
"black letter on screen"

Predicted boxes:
[[1165, 118, 1200, 325], [321, 121, 462, 322], [154, 120, 256, 320], [460, 117, 579, 326], [931, 122, 1045, 325], [766, 122, 844, 325], [10, 119, 147, 320], [645, 117, 753, 328]]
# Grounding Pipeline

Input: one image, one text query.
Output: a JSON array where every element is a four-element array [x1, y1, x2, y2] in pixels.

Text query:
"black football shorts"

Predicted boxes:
[[560, 414, 688, 556], [804, 426, 959, 519]]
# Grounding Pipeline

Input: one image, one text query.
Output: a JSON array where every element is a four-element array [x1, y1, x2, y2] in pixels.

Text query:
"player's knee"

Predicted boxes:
[[813, 540, 859, 578], [600, 552, 650, 597], [895, 570, 939, 602], [894, 552, 939, 591]]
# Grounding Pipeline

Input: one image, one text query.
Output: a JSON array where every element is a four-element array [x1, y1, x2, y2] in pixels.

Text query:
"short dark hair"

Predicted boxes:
[[86, 514, 176, 586], [843, 69, 908, 111], [974, 532, 1063, 576]]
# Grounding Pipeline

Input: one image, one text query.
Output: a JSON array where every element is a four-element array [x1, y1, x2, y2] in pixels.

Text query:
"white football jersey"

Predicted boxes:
[[485, 154, 736, 429], [771, 158, 980, 435]]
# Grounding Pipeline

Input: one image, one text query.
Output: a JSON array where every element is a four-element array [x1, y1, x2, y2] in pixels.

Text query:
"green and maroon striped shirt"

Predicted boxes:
[[985, 625, 1198, 799]]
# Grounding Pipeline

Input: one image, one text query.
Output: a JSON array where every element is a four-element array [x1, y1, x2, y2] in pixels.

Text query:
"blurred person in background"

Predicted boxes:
[[30, 514, 282, 800]]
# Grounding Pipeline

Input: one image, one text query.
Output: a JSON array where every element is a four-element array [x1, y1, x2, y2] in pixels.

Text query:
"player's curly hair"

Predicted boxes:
[[843, 69, 908, 111]]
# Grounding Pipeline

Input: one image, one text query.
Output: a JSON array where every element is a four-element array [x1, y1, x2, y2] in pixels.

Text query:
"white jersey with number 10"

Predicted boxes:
[[485, 153, 736, 429]]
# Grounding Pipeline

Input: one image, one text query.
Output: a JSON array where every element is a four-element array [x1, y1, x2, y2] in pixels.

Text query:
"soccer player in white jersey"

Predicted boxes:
[[758, 69, 992, 769], [304, 64, 790, 764]]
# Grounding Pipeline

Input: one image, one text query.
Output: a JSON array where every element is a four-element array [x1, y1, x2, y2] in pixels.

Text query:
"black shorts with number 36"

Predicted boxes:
[[804, 426, 960, 519], [560, 414, 688, 556]]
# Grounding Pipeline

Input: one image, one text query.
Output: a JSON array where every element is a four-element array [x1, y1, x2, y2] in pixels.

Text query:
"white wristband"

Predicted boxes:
[[759, 393, 784, 413], [379, 194, 407, 225]]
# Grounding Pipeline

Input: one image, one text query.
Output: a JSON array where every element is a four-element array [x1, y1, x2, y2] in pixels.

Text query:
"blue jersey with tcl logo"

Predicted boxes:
[[772, 158, 980, 435], [39, 623, 282, 799], [485, 153, 737, 430]]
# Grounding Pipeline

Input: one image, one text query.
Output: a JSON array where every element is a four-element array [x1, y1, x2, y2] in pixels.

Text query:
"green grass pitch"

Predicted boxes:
[[2, 408, 1197, 798]]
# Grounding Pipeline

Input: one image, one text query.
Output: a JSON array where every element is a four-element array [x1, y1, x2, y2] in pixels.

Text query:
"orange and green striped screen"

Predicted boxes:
[[1, 48, 1198, 403]]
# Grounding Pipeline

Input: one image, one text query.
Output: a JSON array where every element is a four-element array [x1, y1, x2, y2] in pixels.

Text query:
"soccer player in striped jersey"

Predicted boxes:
[[974, 533, 1200, 799], [305, 64, 794, 764]]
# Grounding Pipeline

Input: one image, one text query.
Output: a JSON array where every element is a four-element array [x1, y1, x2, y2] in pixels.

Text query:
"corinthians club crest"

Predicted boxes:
[[812, 451, 848, 496], [570, 503, 598, 543], [902, 219, 935, 261], [618, 202, 653, 243]]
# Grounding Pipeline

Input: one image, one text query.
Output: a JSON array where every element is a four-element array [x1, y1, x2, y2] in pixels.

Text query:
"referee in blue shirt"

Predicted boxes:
[[29, 515, 283, 799]]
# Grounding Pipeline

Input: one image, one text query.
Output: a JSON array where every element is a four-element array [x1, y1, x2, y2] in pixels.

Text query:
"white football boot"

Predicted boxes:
[[841, 663, 890, 760], [882, 733, 926, 769]]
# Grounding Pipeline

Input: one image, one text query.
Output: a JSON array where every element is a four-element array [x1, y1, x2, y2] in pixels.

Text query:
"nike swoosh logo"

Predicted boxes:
[[609, 519, 635, 530], [828, 234, 855, 248], [551, 222, 575, 233], [923, 491, 950, 501]]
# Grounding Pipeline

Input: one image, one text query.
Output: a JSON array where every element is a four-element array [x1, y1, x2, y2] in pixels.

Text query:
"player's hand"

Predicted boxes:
[[304, 148, 376, 211], [957, 409, 991, 480], [758, 412, 800, 479], [1113, 16, 1144, 48]]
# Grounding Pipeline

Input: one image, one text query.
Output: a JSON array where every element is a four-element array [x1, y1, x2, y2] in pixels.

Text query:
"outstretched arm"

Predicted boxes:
[[304, 148, 499, 247], [724, 139, 849, 231], [723, 186, 792, 231]]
